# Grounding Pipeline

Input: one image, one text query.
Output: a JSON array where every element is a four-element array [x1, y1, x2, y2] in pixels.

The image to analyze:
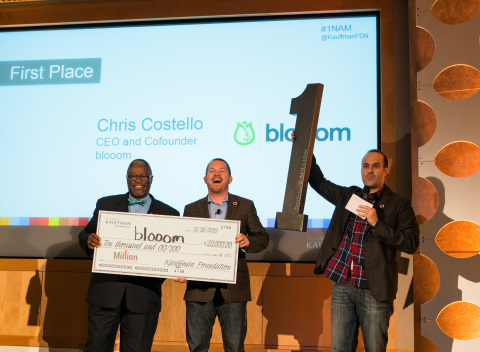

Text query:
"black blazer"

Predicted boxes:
[[183, 193, 269, 302], [79, 193, 179, 313], [309, 156, 419, 301]]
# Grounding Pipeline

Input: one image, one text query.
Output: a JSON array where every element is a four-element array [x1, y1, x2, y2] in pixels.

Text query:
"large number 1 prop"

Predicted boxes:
[[275, 83, 324, 232]]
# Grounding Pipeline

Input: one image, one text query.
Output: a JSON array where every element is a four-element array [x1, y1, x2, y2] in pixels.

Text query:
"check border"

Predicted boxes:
[[92, 211, 240, 284]]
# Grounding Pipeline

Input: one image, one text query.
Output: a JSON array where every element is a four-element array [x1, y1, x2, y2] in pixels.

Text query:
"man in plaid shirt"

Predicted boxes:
[[309, 150, 419, 352]]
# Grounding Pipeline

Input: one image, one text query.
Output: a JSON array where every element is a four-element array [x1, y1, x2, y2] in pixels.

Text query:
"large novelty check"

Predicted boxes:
[[92, 211, 240, 284]]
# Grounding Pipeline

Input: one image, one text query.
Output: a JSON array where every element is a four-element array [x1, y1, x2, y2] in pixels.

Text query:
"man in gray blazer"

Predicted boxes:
[[179, 158, 269, 352], [309, 150, 419, 352], [79, 159, 179, 352]]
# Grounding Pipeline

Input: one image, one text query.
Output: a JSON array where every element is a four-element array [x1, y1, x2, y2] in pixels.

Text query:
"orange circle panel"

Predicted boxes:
[[412, 176, 438, 225], [437, 302, 480, 340], [436, 220, 480, 258], [431, 0, 480, 24], [415, 27, 435, 72], [413, 254, 440, 305], [412, 100, 436, 147], [433, 65, 480, 100], [434, 141, 480, 177]]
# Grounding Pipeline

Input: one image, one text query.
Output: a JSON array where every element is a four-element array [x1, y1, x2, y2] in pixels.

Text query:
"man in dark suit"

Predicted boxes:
[[177, 158, 269, 352], [78, 159, 179, 352], [308, 150, 419, 352]]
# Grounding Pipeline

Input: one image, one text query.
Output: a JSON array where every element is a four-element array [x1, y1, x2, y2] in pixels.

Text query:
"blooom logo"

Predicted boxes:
[[234, 121, 255, 145]]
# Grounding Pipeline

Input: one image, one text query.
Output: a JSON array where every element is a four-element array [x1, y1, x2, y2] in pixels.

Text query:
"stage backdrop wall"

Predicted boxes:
[[0, 0, 416, 351], [0, 259, 402, 351]]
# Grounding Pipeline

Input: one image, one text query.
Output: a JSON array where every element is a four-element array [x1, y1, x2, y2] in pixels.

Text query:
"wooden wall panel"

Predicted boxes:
[[262, 276, 332, 348], [245, 275, 265, 345], [40, 271, 90, 343], [0, 259, 401, 351], [154, 279, 187, 343], [0, 270, 42, 338]]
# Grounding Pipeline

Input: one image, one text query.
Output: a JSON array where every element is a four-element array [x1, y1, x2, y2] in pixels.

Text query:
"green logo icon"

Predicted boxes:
[[234, 121, 255, 145]]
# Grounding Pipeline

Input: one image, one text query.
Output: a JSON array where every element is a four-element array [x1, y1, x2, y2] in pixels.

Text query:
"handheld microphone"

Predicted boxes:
[[215, 209, 221, 215], [363, 186, 371, 201]]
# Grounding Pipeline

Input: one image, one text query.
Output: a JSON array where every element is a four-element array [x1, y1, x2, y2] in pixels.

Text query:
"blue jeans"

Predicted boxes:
[[330, 283, 393, 352], [185, 298, 247, 352]]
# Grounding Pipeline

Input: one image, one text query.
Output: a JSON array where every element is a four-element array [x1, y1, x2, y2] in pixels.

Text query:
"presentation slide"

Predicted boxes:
[[0, 13, 379, 259]]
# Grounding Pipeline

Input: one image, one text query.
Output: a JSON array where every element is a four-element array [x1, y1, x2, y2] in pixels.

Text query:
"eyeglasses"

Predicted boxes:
[[126, 174, 152, 181]]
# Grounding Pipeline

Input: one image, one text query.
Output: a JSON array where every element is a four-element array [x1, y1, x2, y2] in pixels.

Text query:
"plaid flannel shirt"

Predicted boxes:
[[324, 186, 384, 288]]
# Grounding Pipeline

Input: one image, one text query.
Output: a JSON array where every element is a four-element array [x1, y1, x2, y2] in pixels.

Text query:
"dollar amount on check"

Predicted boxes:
[[92, 211, 240, 284]]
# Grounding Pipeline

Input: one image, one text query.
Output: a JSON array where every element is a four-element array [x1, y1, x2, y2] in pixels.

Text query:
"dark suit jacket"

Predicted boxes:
[[309, 156, 419, 301], [183, 193, 269, 302], [79, 193, 179, 313]]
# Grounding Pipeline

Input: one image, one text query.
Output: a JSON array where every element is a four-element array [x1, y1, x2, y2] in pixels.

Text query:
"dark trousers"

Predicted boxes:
[[84, 298, 159, 352]]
